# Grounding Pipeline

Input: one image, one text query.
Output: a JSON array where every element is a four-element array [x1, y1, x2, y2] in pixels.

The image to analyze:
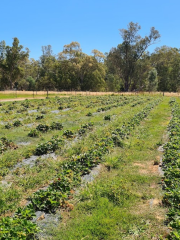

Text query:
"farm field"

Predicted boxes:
[[0, 91, 180, 102], [0, 95, 179, 239]]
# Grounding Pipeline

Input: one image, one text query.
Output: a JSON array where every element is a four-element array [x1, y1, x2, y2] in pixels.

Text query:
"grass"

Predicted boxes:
[[48, 98, 171, 240]]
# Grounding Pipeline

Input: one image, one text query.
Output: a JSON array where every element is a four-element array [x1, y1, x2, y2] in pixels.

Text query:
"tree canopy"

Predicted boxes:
[[0, 23, 180, 92]]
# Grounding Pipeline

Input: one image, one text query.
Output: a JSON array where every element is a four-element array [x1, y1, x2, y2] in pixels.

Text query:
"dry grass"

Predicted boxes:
[[1, 90, 179, 97]]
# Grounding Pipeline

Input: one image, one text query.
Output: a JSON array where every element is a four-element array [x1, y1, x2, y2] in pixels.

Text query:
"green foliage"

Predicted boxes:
[[14, 204, 36, 220], [161, 100, 180, 238], [50, 122, 63, 130], [0, 37, 29, 89], [147, 68, 158, 91], [78, 122, 94, 135], [36, 123, 49, 132], [104, 115, 111, 120], [31, 189, 66, 212], [63, 130, 74, 138], [35, 136, 63, 155], [36, 114, 44, 120], [28, 129, 39, 137], [0, 95, 162, 239], [4, 123, 12, 129], [13, 120, 22, 127], [0, 216, 39, 239], [106, 22, 160, 91], [86, 112, 92, 116]]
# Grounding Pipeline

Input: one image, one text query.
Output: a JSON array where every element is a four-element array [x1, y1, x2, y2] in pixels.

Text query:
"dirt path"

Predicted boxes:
[[0, 97, 46, 102]]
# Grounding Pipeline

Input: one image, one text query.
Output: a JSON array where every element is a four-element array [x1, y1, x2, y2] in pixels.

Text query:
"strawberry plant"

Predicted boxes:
[[28, 129, 39, 137], [36, 114, 44, 120], [4, 123, 12, 129], [13, 120, 22, 127], [50, 122, 63, 130], [104, 115, 111, 120], [36, 124, 49, 132], [63, 130, 74, 138], [35, 136, 63, 155], [161, 99, 180, 238], [0, 217, 39, 239], [31, 189, 66, 213]]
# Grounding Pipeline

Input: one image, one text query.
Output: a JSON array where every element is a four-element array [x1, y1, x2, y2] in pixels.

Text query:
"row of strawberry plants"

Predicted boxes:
[[34, 122, 95, 155], [162, 99, 180, 239], [30, 99, 160, 211], [28, 122, 63, 137], [0, 99, 160, 239], [96, 96, 148, 112]]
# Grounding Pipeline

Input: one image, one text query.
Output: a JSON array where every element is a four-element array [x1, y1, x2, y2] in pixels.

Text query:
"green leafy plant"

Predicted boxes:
[[35, 136, 63, 155], [36, 114, 44, 120], [4, 123, 12, 129], [28, 129, 39, 137], [86, 112, 92, 116], [104, 115, 111, 120], [50, 122, 63, 130], [63, 130, 74, 138], [13, 120, 22, 127], [36, 124, 49, 132], [31, 189, 66, 212]]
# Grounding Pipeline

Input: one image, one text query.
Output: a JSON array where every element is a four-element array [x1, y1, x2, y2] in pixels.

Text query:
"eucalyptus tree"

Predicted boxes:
[[57, 42, 106, 91], [0, 38, 29, 89], [106, 22, 160, 91], [150, 46, 180, 92], [147, 68, 158, 91], [37, 45, 57, 95]]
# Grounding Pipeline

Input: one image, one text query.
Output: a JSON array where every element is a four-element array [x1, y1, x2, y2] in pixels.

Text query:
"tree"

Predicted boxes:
[[107, 22, 160, 91], [147, 68, 158, 91], [0, 41, 6, 60], [0, 38, 29, 89], [150, 46, 180, 92], [91, 49, 105, 63], [37, 46, 57, 96], [57, 42, 106, 91]]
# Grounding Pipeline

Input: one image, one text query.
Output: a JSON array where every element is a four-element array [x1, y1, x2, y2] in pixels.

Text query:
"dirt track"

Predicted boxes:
[[0, 91, 179, 102], [0, 97, 46, 102]]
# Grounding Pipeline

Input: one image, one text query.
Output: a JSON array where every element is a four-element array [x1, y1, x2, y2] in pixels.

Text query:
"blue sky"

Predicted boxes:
[[1, 0, 179, 60]]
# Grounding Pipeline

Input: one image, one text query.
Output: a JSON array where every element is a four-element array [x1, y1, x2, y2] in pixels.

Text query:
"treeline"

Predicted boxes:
[[0, 22, 180, 92]]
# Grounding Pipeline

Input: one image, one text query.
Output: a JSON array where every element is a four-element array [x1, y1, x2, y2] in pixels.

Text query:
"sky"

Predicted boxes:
[[1, 0, 180, 60]]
